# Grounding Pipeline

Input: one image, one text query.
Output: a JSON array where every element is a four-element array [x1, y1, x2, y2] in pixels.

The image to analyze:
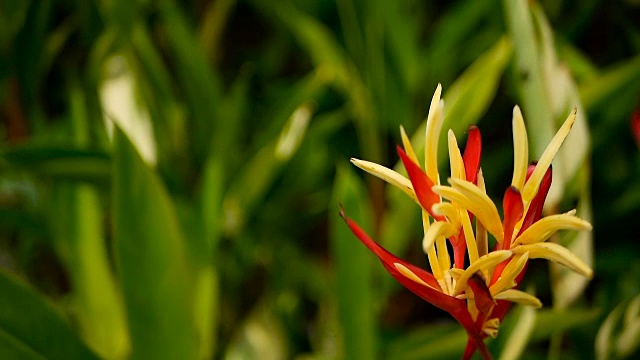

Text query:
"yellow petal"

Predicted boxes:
[[482, 318, 500, 338], [423, 221, 456, 254], [448, 130, 466, 180], [493, 289, 542, 308], [489, 252, 529, 296], [512, 242, 593, 279], [431, 202, 461, 230], [425, 85, 444, 184], [394, 263, 439, 291], [522, 108, 577, 202], [400, 125, 419, 164], [453, 250, 512, 295], [514, 211, 592, 245], [350, 158, 417, 201], [434, 178, 504, 242], [512, 106, 529, 190]]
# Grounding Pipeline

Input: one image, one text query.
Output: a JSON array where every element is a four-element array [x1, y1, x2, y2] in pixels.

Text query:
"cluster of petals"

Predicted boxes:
[[341, 84, 593, 359]]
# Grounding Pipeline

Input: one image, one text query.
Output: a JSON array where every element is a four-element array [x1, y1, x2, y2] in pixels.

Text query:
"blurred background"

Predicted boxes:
[[1, 0, 639, 359]]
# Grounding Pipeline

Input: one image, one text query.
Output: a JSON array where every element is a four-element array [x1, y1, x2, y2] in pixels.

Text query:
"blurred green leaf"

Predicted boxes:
[[596, 294, 640, 360], [0, 146, 110, 183], [112, 128, 198, 359], [386, 322, 466, 360], [330, 164, 377, 360], [0, 270, 99, 360]]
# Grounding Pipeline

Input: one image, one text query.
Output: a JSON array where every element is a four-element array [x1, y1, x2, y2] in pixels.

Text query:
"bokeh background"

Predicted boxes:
[[1, 0, 639, 359]]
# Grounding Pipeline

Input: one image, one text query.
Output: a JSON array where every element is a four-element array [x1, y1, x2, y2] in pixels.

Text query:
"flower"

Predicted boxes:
[[340, 84, 593, 359]]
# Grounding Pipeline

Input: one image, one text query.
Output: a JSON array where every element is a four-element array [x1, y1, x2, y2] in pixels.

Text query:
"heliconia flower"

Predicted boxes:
[[341, 84, 593, 360]]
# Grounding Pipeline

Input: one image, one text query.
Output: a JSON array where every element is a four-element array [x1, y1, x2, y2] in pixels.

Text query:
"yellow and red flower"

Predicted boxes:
[[340, 85, 593, 359]]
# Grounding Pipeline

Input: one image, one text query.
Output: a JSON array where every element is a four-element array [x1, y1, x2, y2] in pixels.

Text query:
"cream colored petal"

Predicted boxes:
[[432, 202, 461, 230], [521, 108, 577, 202], [514, 211, 592, 245], [423, 221, 456, 254], [350, 158, 417, 202], [448, 130, 466, 180], [489, 252, 529, 296], [493, 289, 542, 308], [400, 125, 419, 164], [513, 242, 593, 279], [512, 106, 529, 190], [425, 90, 444, 184], [453, 250, 512, 295], [434, 178, 504, 243]]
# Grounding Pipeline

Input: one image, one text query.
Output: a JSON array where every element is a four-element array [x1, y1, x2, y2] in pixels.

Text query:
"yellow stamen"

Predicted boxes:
[[475, 170, 489, 258], [460, 207, 479, 265], [489, 252, 529, 296], [425, 84, 444, 184], [423, 221, 456, 254], [493, 289, 542, 308], [512, 106, 529, 190], [447, 130, 466, 180], [453, 250, 512, 295], [400, 125, 419, 164], [434, 178, 504, 243], [431, 202, 461, 230], [521, 108, 577, 202], [423, 212, 444, 291], [512, 242, 593, 279], [350, 158, 417, 202]]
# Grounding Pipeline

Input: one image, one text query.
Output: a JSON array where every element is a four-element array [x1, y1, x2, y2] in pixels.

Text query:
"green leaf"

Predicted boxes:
[[0, 270, 99, 360], [1, 146, 110, 183], [330, 164, 377, 360], [385, 322, 466, 360], [112, 128, 198, 360]]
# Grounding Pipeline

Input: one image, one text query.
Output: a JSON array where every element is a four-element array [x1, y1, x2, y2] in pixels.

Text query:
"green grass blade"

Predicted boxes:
[[330, 164, 377, 360], [112, 128, 198, 360], [0, 270, 99, 360]]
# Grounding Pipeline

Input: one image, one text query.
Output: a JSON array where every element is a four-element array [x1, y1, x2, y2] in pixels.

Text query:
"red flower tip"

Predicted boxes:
[[501, 186, 524, 250], [397, 146, 442, 219], [463, 126, 482, 184]]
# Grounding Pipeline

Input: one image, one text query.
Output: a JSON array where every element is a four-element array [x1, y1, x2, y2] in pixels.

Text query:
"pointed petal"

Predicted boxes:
[[398, 146, 441, 218], [350, 158, 417, 202], [431, 202, 461, 230], [502, 186, 524, 248], [434, 178, 504, 242], [448, 130, 466, 180], [511, 106, 529, 190], [522, 108, 576, 202], [514, 211, 592, 245], [463, 126, 482, 184], [475, 171, 489, 258], [425, 97, 445, 184], [453, 250, 513, 295], [493, 289, 542, 308], [400, 125, 419, 164], [512, 242, 593, 279]]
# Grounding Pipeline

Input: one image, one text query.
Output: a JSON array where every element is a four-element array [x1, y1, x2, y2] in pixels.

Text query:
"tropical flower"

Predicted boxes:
[[340, 84, 593, 359]]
